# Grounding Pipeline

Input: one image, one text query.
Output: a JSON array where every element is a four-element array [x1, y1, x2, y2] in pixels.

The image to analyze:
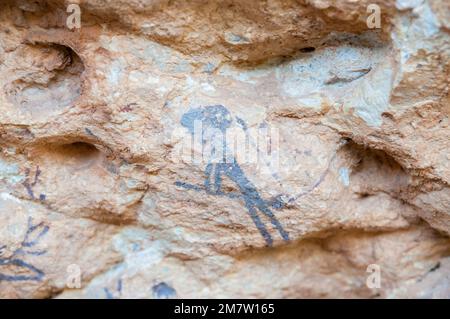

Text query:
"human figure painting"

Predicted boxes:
[[175, 105, 289, 246]]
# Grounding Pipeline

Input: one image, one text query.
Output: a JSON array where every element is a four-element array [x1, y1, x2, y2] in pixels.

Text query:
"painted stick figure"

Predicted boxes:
[[0, 217, 49, 282], [176, 105, 289, 246]]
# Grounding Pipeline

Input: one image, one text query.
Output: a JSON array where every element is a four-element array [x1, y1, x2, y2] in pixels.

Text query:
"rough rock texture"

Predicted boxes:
[[0, 0, 449, 298]]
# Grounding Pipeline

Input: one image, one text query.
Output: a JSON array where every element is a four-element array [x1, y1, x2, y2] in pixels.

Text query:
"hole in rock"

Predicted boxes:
[[49, 142, 101, 168], [343, 141, 410, 196], [4, 43, 85, 115], [28, 141, 138, 224], [299, 47, 316, 53]]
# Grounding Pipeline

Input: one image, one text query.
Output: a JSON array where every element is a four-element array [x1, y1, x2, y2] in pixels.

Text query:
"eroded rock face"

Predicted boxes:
[[0, 0, 448, 298]]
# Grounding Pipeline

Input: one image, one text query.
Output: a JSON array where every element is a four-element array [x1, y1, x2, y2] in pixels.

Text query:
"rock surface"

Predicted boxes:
[[0, 0, 449, 298]]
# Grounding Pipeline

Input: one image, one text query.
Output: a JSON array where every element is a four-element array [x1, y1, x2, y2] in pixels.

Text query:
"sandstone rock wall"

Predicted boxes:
[[0, 0, 449, 298]]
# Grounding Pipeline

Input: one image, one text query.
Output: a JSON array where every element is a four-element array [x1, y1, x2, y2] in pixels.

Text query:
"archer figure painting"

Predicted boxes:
[[175, 105, 289, 246], [0, 217, 49, 282]]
